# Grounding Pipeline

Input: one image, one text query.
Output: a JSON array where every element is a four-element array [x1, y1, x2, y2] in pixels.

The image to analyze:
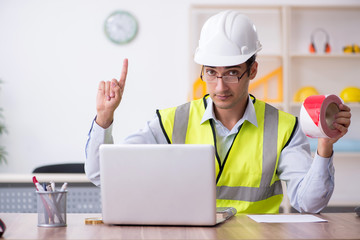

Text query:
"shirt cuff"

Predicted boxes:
[[89, 117, 114, 143]]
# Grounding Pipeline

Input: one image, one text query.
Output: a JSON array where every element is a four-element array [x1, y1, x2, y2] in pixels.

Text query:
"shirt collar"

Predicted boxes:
[[200, 95, 258, 128]]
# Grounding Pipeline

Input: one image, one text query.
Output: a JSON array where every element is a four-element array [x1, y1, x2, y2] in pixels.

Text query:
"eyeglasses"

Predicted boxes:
[[200, 64, 252, 84]]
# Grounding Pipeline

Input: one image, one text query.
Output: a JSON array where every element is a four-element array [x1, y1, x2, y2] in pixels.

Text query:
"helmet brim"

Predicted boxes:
[[194, 48, 261, 67]]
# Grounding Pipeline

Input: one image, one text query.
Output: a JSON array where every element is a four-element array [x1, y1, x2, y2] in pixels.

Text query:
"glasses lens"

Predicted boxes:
[[222, 76, 239, 83], [203, 75, 217, 83]]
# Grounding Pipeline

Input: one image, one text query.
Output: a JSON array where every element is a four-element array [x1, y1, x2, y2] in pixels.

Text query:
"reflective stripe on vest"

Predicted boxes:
[[173, 102, 191, 144], [172, 100, 280, 202], [216, 180, 282, 202]]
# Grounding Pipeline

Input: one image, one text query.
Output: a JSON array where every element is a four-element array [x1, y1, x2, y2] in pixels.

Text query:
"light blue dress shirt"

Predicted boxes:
[[85, 96, 335, 213]]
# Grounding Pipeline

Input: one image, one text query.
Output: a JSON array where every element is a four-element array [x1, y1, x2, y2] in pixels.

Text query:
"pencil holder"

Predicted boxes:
[[36, 191, 67, 227]]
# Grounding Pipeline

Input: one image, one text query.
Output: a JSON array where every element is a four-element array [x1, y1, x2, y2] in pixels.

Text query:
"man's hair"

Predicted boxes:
[[245, 54, 256, 76]]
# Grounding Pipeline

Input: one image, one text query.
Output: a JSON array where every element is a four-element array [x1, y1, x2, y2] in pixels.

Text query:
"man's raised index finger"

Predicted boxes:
[[119, 58, 128, 86]]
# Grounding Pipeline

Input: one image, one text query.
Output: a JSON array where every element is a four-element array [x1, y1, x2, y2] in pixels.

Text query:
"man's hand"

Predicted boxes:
[[96, 58, 128, 129], [317, 103, 351, 158]]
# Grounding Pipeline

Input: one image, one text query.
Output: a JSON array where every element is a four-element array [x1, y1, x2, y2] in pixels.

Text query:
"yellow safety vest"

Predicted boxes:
[[156, 95, 297, 214]]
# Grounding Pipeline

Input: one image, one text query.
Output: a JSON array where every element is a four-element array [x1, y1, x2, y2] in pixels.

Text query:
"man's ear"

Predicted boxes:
[[249, 61, 258, 80]]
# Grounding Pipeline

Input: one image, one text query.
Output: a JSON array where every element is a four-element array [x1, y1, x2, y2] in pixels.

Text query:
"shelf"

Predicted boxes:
[[290, 102, 360, 108], [308, 138, 360, 154], [257, 54, 283, 59], [190, 5, 360, 143], [263, 102, 284, 109], [290, 54, 360, 59], [189, 5, 360, 212], [0, 173, 89, 183], [333, 152, 360, 158], [310, 152, 360, 158]]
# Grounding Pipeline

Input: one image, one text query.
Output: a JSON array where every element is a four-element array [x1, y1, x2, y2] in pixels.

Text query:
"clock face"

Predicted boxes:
[[104, 11, 138, 44]]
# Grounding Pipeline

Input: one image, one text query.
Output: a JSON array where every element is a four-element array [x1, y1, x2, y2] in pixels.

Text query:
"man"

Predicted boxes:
[[85, 11, 351, 214]]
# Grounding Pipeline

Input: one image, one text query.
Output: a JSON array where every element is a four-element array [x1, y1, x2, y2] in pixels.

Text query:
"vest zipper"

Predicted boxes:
[[210, 119, 243, 184], [202, 94, 245, 184], [209, 119, 222, 180]]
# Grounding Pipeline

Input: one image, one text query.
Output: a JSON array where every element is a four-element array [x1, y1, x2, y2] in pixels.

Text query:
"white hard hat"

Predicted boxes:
[[194, 10, 262, 67]]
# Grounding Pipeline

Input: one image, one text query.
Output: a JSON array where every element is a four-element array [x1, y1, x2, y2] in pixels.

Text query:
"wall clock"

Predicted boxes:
[[104, 11, 138, 44]]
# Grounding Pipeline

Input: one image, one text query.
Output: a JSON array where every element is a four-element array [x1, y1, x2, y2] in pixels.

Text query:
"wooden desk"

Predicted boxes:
[[1, 213, 359, 239]]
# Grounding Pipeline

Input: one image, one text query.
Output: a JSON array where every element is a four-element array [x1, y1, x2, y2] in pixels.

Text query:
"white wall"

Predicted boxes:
[[1, 0, 359, 173]]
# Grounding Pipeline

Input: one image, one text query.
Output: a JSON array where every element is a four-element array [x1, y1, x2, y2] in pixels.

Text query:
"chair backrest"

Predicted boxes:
[[32, 163, 85, 173]]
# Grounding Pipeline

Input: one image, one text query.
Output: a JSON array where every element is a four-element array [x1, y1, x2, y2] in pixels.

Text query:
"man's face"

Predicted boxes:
[[203, 62, 257, 111]]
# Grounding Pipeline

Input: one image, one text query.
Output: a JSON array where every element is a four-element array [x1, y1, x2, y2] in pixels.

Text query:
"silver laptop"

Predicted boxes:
[[99, 144, 236, 226]]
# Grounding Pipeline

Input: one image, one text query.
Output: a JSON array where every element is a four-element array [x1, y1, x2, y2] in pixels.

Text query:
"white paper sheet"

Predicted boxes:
[[247, 214, 327, 223]]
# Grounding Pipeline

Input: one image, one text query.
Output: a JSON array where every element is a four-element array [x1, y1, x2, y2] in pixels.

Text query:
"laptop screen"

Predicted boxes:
[[100, 144, 218, 226]]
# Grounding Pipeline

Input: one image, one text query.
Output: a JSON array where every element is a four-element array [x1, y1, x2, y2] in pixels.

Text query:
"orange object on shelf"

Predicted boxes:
[[191, 77, 207, 100], [249, 67, 283, 103]]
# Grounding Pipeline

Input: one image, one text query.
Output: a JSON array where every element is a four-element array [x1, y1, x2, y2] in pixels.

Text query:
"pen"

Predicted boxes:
[[32, 176, 45, 192], [50, 180, 55, 192], [60, 182, 68, 192], [46, 184, 53, 192], [56, 182, 68, 203], [32, 176, 53, 223]]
